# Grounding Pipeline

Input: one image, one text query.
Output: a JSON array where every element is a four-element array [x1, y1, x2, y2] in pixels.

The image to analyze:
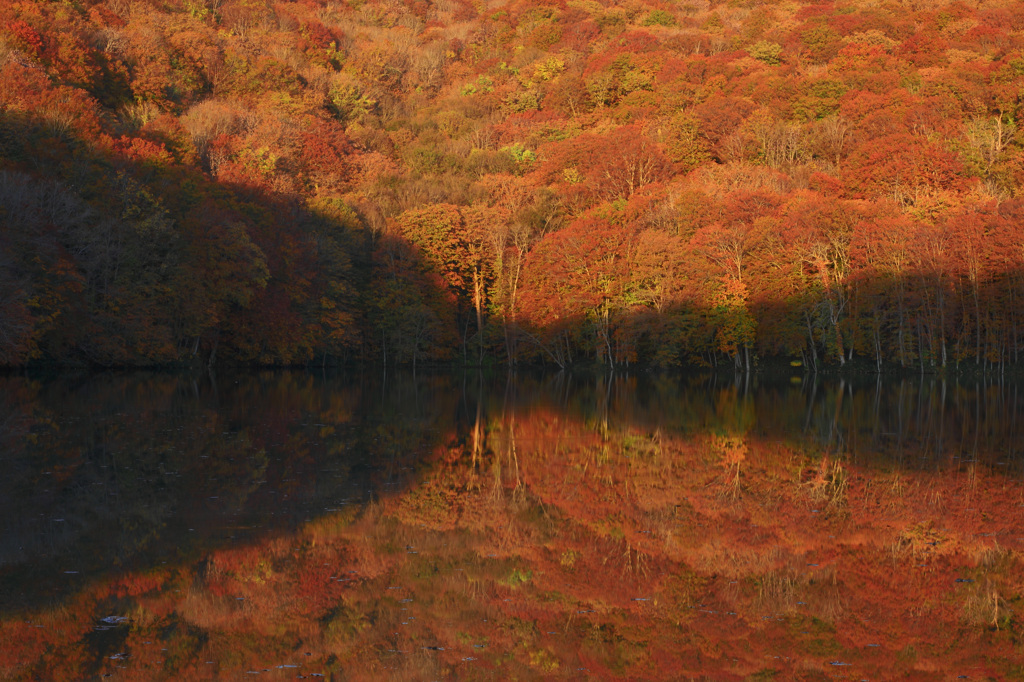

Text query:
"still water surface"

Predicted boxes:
[[2, 370, 1023, 680]]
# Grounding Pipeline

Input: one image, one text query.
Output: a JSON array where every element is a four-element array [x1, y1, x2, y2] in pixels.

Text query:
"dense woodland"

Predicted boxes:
[[1, 0, 1024, 369]]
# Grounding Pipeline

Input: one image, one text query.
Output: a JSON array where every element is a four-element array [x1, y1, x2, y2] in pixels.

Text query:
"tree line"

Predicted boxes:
[[1, 0, 1023, 369]]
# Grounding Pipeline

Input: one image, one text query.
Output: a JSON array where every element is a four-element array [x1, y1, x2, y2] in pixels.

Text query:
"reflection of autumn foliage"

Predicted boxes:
[[3, 373, 1024, 679], [8, 374, 1024, 675]]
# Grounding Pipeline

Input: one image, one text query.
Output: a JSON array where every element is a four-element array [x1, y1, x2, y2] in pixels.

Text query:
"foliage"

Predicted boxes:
[[1, 0, 1024, 369], [747, 41, 784, 65]]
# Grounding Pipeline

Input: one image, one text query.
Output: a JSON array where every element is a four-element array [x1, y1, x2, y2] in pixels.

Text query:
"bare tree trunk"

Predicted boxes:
[[208, 332, 219, 368], [805, 313, 819, 371], [473, 267, 484, 365], [834, 312, 846, 366], [974, 285, 982, 365]]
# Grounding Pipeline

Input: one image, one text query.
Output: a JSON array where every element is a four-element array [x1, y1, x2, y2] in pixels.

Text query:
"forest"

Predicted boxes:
[[1, 0, 1024, 369]]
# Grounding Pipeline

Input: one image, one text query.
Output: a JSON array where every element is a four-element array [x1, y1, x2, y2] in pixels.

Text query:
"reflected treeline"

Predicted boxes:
[[3, 369, 1024, 680], [2, 369, 1022, 611], [493, 371, 1024, 471], [759, 375, 1024, 470], [0, 370, 462, 612]]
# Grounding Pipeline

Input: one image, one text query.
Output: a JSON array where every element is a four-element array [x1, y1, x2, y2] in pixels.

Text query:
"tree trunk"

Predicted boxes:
[[473, 267, 484, 365], [208, 332, 219, 368], [805, 313, 819, 371]]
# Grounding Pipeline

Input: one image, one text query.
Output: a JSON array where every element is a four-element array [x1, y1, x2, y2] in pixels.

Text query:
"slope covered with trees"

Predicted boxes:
[[1, 0, 1024, 368]]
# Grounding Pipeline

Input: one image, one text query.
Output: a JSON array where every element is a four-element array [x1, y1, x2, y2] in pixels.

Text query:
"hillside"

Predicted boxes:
[[1, 0, 1023, 368]]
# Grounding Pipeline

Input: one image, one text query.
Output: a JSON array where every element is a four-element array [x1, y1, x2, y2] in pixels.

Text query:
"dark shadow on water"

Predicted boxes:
[[1, 368, 1022, 616], [0, 369, 461, 615]]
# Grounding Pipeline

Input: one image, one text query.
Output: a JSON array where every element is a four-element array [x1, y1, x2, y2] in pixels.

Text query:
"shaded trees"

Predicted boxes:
[[2, 0, 1024, 371]]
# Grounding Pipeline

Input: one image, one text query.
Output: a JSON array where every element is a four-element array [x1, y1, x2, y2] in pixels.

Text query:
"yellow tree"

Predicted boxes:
[[394, 204, 492, 363]]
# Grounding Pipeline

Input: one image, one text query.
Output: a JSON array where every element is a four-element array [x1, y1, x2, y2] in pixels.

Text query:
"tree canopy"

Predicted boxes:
[[2, 0, 1024, 369]]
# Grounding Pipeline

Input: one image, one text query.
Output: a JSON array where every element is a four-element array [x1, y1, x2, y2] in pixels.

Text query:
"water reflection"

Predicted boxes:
[[0, 371, 457, 611], [1, 370, 1022, 679]]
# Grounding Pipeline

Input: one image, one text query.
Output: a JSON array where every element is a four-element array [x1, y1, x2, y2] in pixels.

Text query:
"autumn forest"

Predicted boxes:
[[2, 0, 1024, 370]]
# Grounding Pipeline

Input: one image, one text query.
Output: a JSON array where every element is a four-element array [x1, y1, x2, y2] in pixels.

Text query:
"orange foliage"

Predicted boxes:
[[0, 0, 1022, 369]]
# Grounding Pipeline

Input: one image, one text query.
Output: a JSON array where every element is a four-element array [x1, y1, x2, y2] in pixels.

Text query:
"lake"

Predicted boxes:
[[2, 370, 1023, 680]]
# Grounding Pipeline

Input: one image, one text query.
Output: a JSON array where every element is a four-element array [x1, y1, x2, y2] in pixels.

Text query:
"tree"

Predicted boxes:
[[394, 204, 491, 363], [538, 126, 671, 212], [518, 216, 636, 367]]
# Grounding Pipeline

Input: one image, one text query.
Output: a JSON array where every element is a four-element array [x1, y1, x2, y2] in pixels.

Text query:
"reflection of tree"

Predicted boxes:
[[0, 370, 462, 614], [371, 375, 1024, 679], [4, 371, 1024, 680]]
